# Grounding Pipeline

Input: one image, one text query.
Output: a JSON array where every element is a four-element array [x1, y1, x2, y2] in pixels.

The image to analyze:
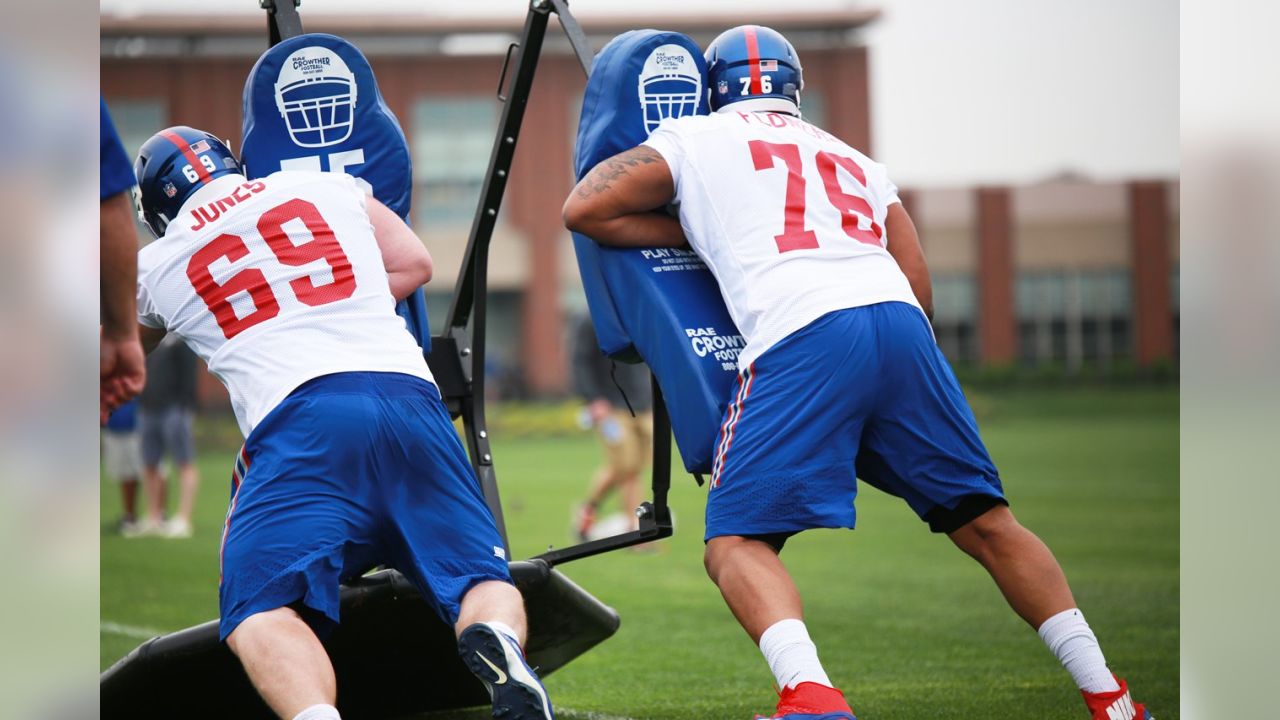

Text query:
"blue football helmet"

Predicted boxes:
[[133, 126, 242, 238], [705, 25, 803, 113]]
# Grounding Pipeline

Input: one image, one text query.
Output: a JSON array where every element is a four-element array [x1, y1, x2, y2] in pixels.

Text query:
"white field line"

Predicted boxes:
[[558, 711, 640, 720], [101, 621, 166, 640]]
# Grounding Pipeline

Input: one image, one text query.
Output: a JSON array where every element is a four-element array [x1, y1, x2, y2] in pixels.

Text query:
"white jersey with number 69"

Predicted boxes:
[[136, 170, 434, 436], [643, 110, 922, 369]]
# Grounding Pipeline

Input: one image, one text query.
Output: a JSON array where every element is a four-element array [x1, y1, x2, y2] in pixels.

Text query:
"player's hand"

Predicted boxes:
[[101, 331, 146, 422], [587, 398, 612, 425]]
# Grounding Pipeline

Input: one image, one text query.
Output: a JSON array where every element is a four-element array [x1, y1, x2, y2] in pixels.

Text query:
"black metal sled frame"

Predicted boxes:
[[428, 0, 677, 566]]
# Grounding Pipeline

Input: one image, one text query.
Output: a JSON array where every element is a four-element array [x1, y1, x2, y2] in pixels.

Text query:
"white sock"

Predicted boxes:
[[483, 620, 521, 646], [1037, 608, 1121, 693], [292, 704, 340, 720], [759, 618, 833, 691]]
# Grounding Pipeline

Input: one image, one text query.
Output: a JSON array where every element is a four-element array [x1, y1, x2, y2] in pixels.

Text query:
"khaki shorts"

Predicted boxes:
[[597, 410, 653, 477], [101, 430, 142, 481]]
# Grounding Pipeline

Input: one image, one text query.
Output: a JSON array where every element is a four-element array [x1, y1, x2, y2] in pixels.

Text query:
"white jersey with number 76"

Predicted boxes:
[[643, 110, 922, 370]]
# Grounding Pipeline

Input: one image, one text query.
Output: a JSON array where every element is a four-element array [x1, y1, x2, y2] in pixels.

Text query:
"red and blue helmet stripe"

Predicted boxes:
[[705, 25, 804, 113], [133, 125, 242, 238]]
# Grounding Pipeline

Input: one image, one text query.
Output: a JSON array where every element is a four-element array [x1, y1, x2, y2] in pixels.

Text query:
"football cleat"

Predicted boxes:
[[458, 622, 555, 719], [1082, 675, 1152, 720], [753, 682, 856, 720]]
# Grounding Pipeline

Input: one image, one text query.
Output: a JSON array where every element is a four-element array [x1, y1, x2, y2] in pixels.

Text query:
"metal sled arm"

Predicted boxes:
[[260, 0, 303, 45], [430, 0, 677, 566], [535, 375, 675, 566]]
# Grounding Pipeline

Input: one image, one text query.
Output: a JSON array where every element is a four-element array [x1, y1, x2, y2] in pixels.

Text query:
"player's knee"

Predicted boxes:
[[226, 606, 303, 656], [704, 535, 756, 582], [703, 536, 734, 581], [950, 505, 1022, 559], [971, 505, 1022, 538]]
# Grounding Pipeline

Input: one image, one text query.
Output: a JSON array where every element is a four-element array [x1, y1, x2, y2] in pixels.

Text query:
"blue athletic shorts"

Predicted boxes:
[[218, 371, 510, 641], [705, 302, 1005, 542]]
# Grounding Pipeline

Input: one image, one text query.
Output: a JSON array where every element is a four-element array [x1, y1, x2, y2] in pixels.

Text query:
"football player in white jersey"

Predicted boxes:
[[127, 126, 555, 720], [564, 26, 1151, 720]]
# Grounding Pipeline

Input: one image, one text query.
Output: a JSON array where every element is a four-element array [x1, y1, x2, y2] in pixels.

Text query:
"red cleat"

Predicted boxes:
[[1082, 675, 1152, 720], [753, 682, 856, 720]]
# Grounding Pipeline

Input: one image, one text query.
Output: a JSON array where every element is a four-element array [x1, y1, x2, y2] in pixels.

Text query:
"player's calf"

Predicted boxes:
[[225, 607, 339, 720], [950, 509, 1154, 718]]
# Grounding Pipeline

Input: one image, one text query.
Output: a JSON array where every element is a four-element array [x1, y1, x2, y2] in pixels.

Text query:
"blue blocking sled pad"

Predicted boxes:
[[573, 30, 744, 474], [242, 33, 431, 353]]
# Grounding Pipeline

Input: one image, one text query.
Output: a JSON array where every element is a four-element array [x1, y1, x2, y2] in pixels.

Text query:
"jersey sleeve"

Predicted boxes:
[[641, 122, 687, 197], [338, 171, 370, 211], [136, 279, 164, 329], [134, 249, 165, 329], [870, 159, 901, 209], [100, 97, 136, 200]]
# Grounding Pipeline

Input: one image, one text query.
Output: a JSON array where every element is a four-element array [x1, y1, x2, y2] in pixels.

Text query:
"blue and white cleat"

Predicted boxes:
[[458, 622, 555, 719]]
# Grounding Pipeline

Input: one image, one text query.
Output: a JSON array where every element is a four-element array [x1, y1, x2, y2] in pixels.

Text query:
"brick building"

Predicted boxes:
[[101, 6, 1176, 406]]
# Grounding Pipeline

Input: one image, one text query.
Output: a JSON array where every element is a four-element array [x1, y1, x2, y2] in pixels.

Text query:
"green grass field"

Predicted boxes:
[[101, 387, 1178, 719]]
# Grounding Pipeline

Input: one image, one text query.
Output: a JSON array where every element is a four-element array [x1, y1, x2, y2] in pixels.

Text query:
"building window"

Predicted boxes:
[[105, 98, 167, 159], [932, 273, 977, 365], [1016, 269, 1132, 371], [799, 89, 826, 129], [412, 97, 499, 224]]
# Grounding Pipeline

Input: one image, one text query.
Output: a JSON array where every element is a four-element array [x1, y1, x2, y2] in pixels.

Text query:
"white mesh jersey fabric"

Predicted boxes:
[[644, 111, 922, 370], [136, 170, 433, 436]]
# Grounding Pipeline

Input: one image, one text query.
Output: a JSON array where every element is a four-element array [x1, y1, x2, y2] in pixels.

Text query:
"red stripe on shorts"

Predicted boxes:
[[712, 371, 748, 482], [220, 446, 250, 583], [713, 364, 755, 488]]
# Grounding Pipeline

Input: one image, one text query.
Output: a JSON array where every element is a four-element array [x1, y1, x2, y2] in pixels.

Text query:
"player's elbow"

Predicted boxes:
[[419, 256, 434, 287], [391, 245, 433, 299], [564, 190, 616, 240], [562, 193, 591, 235], [411, 248, 434, 287]]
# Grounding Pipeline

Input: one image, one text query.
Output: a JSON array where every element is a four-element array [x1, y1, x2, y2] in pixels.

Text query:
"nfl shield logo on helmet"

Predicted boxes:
[[718, 79, 729, 95], [163, 182, 177, 198]]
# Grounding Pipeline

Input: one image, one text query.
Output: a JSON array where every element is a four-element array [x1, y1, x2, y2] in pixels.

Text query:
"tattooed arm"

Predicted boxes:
[[562, 144, 685, 247]]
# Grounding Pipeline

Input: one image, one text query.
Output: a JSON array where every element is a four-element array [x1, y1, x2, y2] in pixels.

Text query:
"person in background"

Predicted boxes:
[[102, 399, 143, 535], [570, 314, 653, 541], [137, 334, 201, 539]]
